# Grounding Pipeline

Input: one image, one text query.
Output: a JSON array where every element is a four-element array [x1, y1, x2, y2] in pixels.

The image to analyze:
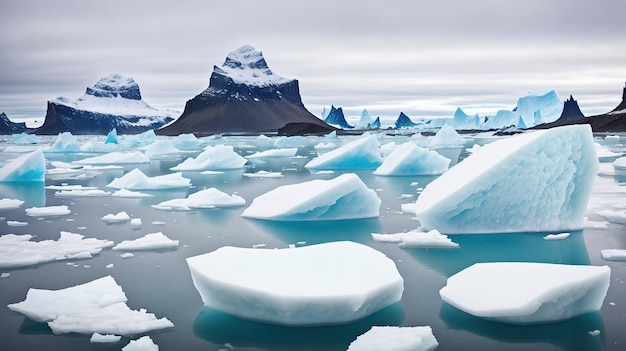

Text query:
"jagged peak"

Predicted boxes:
[[85, 73, 141, 100], [212, 45, 293, 87]]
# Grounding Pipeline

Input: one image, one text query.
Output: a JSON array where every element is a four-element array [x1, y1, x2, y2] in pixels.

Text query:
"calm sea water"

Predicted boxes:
[[0, 133, 625, 351]]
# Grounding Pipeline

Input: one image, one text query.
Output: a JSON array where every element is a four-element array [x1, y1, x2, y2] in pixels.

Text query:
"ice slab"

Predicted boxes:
[[0, 232, 114, 268], [439, 262, 610, 324], [151, 188, 245, 210], [171, 144, 246, 171], [101, 211, 131, 223], [55, 189, 111, 197], [373, 229, 459, 249], [122, 336, 159, 351], [186, 241, 403, 326], [74, 151, 149, 165], [347, 326, 439, 351], [107, 168, 190, 190], [601, 249, 626, 261], [414, 125, 598, 234], [305, 135, 382, 170], [111, 188, 154, 198], [0, 198, 24, 210], [246, 148, 297, 158], [112, 232, 179, 251], [25, 205, 71, 216], [241, 173, 381, 221], [374, 142, 450, 176], [0, 149, 46, 182]]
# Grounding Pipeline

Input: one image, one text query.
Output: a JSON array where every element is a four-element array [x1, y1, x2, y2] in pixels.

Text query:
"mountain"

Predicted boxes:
[[157, 45, 332, 136], [394, 112, 417, 128], [0, 112, 28, 134], [324, 106, 353, 129], [34, 74, 175, 135]]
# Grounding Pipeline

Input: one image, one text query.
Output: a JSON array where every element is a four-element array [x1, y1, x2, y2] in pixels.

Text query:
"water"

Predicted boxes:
[[0, 133, 625, 351]]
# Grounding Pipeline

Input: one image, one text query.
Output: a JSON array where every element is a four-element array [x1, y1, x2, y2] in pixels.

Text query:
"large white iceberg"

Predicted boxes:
[[428, 124, 465, 148], [0, 149, 46, 182], [171, 144, 246, 171], [241, 173, 381, 221], [186, 241, 403, 326], [107, 168, 190, 190], [439, 262, 610, 324], [305, 134, 382, 170], [74, 151, 149, 165], [347, 326, 439, 351], [374, 142, 450, 176], [414, 125, 598, 234], [151, 188, 245, 210]]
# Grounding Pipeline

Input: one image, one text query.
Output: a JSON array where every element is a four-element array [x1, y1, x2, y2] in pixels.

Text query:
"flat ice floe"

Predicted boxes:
[[242, 170, 284, 178], [112, 232, 179, 251], [373, 142, 450, 176], [414, 125, 599, 234], [347, 326, 439, 351], [171, 144, 247, 171], [8, 275, 174, 335], [0, 198, 24, 210], [372, 229, 459, 249], [601, 249, 626, 261], [74, 151, 149, 165], [0, 149, 46, 182], [111, 188, 154, 198], [439, 262, 610, 324], [25, 205, 71, 217], [241, 173, 381, 221], [186, 241, 403, 326], [101, 211, 131, 223], [305, 134, 382, 169], [107, 168, 190, 190], [0, 232, 114, 268], [151, 187, 245, 210]]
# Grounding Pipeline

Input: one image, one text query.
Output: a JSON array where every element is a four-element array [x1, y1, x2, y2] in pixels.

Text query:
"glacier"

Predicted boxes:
[[186, 241, 403, 326], [171, 144, 247, 171], [414, 125, 598, 234], [107, 168, 191, 190], [347, 326, 439, 351], [374, 142, 450, 176], [305, 134, 382, 170], [241, 173, 381, 221], [439, 262, 610, 324], [0, 149, 46, 182]]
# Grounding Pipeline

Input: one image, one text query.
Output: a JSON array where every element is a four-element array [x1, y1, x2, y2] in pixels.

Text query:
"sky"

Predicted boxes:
[[1, 0, 626, 126]]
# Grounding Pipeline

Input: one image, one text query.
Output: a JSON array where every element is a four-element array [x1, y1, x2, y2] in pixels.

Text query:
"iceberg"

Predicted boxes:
[[11, 132, 38, 144], [242, 170, 284, 178], [428, 124, 465, 148], [151, 188, 245, 210], [414, 125, 598, 234], [111, 188, 154, 198], [374, 142, 450, 176], [186, 241, 403, 326], [112, 232, 179, 251], [122, 129, 156, 148], [90, 333, 121, 343], [107, 168, 190, 190], [171, 144, 246, 171], [0, 232, 114, 268], [122, 336, 159, 351], [241, 173, 381, 221], [104, 128, 119, 144], [172, 133, 204, 150], [601, 249, 626, 261], [0, 149, 46, 182], [74, 151, 149, 165], [144, 139, 181, 158], [613, 157, 626, 176], [439, 262, 610, 324], [515, 90, 563, 127], [25, 205, 71, 216], [101, 211, 131, 223], [347, 326, 439, 351], [0, 198, 25, 210], [372, 229, 459, 249], [54, 189, 111, 197], [45, 132, 81, 153], [305, 135, 382, 170]]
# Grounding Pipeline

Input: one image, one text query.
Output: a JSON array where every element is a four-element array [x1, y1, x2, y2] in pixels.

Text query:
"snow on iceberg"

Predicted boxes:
[[241, 173, 381, 221], [601, 249, 626, 261], [171, 144, 247, 171], [305, 134, 382, 170], [112, 232, 179, 251], [107, 168, 190, 190], [439, 262, 610, 324], [151, 188, 245, 210], [0, 149, 46, 182], [111, 188, 154, 198], [347, 326, 439, 351], [74, 151, 149, 165], [414, 125, 598, 234], [186, 241, 403, 326], [374, 142, 450, 176], [0, 232, 114, 268]]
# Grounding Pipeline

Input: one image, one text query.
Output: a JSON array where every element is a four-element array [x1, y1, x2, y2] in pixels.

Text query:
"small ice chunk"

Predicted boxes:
[[107, 168, 190, 190], [151, 188, 245, 211], [120, 253, 134, 258], [543, 232, 571, 240], [152, 221, 166, 226], [246, 148, 297, 158], [372, 229, 459, 248], [25, 205, 71, 217], [7, 220, 28, 227], [1, 272, 10, 278], [439, 262, 610, 324], [186, 241, 403, 326], [0, 150, 46, 182], [74, 151, 149, 165], [122, 336, 159, 351], [106, 263, 114, 269], [252, 243, 267, 248], [101, 211, 131, 223], [241, 173, 381, 221], [111, 188, 154, 198], [54, 189, 110, 197], [242, 170, 284, 178], [347, 326, 439, 351], [374, 142, 450, 176], [0, 198, 25, 210], [305, 135, 382, 170], [601, 249, 626, 261], [588, 330, 601, 337], [130, 218, 142, 228], [429, 124, 465, 148], [596, 209, 626, 224], [113, 232, 179, 251], [90, 333, 121, 343], [171, 144, 247, 171]]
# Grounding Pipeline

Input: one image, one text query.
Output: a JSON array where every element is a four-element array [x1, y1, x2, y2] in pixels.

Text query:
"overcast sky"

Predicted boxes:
[[1, 0, 625, 126]]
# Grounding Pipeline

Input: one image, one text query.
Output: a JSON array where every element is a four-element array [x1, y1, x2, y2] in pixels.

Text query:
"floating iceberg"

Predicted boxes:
[[171, 144, 247, 171], [186, 241, 403, 326], [241, 173, 381, 221], [428, 124, 465, 148], [104, 129, 119, 144], [74, 151, 149, 165], [111, 188, 154, 198], [372, 229, 459, 249], [11, 132, 38, 144], [0, 232, 114, 268], [414, 125, 598, 234], [374, 142, 450, 176], [54, 189, 111, 197], [144, 139, 181, 158], [45, 132, 81, 153], [246, 148, 297, 158], [25, 205, 71, 217], [172, 133, 204, 150], [112, 232, 179, 251], [601, 249, 626, 261], [122, 129, 156, 148], [347, 326, 439, 351], [305, 134, 382, 170], [90, 333, 121, 343], [101, 211, 131, 223], [613, 157, 626, 176], [0, 149, 46, 182], [107, 168, 190, 190], [122, 336, 159, 351], [151, 188, 245, 210], [0, 198, 24, 210], [439, 262, 610, 324]]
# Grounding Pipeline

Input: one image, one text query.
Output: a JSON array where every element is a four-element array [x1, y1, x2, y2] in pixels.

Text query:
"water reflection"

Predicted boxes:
[[0, 183, 45, 208], [193, 302, 405, 351]]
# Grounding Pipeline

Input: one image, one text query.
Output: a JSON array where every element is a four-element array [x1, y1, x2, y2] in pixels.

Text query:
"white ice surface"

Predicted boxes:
[[112, 232, 179, 251], [101, 211, 131, 223], [171, 144, 246, 171], [90, 333, 121, 343], [122, 336, 159, 351], [186, 241, 403, 326], [55, 189, 111, 197], [0, 232, 114, 268], [543, 232, 571, 240], [151, 188, 245, 210], [45, 132, 81, 153], [242, 170, 284, 178], [144, 139, 181, 158], [241, 173, 381, 221], [372, 229, 459, 248], [246, 148, 297, 158], [305, 135, 382, 170], [428, 124, 465, 148], [0, 198, 24, 210], [601, 249, 626, 261], [414, 125, 598, 234], [107, 168, 190, 190], [374, 142, 450, 176], [347, 326, 439, 351], [0, 149, 46, 182], [75, 151, 149, 165], [111, 188, 154, 198], [25, 205, 71, 217], [439, 262, 610, 324], [213, 45, 293, 87]]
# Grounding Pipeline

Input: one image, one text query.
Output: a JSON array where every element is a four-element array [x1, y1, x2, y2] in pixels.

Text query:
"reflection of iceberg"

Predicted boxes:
[[192, 303, 404, 351], [0, 183, 45, 208]]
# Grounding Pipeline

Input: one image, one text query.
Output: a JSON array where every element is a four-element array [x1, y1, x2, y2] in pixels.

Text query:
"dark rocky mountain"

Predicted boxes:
[[33, 74, 175, 135], [0, 112, 28, 134], [394, 112, 417, 128], [556, 95, 585, 122], [323, 106, 353, 129], [157, 45, 332, 136]]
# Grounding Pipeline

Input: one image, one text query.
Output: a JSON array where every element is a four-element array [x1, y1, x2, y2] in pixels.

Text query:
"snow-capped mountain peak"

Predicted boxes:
[[214, 45, 292, 87], [85, 73, 141, 100]]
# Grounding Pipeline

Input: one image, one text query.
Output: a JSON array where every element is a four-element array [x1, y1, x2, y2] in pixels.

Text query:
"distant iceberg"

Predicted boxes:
[[374, 142, 450, 176], [428, 124, 465, 148], [44, 132, 81, 153], [0, 149, 45, 182], [305, 134, 382, 170], [171, 144, 246, 171], [151, 188, 245, 210], [107, 168, 190, 190]]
